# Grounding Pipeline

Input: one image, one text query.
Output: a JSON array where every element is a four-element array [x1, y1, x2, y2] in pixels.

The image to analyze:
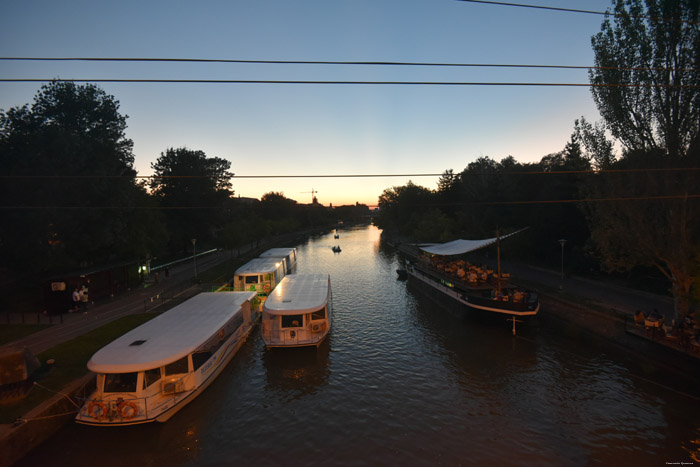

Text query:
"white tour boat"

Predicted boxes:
[[262, 274, 332, 349], [75, 291, 257, 426], [258, 247, 298, 275], [229, 257, 287, 310]]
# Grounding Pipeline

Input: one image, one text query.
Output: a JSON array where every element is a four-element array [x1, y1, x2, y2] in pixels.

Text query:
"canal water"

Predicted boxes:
[[18, 225, 700, 466]]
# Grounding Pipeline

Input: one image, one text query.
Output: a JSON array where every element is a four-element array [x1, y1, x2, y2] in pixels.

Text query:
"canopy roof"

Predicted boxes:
[[263, 274, 330, 315], [419, 228, 527, 256], [87, 291, 256, 373]]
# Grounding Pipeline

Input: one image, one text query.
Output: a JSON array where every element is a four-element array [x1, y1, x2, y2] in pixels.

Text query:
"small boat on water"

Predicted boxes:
[[259, 247, 298, 275], [332, 245, 341, 253], [404, 229, 539, 332], [75, 291, 257, 426], [262, 274, 332, 349]]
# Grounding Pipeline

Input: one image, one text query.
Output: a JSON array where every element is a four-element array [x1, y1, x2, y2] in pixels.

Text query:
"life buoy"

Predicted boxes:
[[88, 401, 107, 419], [119, 401, 138, 420], [263, 283, 271, 293]]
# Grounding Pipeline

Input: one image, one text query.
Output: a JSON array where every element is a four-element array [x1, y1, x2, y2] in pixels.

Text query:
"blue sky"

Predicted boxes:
[[0, 0, 613, 206]]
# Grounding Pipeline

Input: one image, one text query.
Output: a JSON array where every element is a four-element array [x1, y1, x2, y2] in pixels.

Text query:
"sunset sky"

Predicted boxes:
[[0, 0, 613, 207]]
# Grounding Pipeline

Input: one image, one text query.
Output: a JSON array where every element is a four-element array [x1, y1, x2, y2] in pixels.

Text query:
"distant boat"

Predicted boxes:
[[75, 291, 257, 426], [262, 274, 332, 349], [332, 245, 341, 253]]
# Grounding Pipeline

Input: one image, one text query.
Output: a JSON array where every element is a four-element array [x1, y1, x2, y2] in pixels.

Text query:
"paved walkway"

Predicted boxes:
[[1, 249, 232, 355]]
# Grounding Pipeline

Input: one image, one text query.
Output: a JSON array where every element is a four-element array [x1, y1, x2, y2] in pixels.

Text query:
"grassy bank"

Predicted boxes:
[[0, 325, 50, 346], [0, 313, 159, 424]]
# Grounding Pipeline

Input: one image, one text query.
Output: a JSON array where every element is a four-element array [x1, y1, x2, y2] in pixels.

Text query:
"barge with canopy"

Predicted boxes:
[[228, 257, 287, 311], [75, 291, 257, 426], [403, 229, 539, 332], [262, 274, 332, 348]]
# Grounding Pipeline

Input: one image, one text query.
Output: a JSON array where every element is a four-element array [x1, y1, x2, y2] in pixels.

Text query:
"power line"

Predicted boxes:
[[1, 78, 697, 88], [0, 57, 693, 73], [455, 0, 699, 24], [2, 193, 698, 210], [2, 168, 700, 180]]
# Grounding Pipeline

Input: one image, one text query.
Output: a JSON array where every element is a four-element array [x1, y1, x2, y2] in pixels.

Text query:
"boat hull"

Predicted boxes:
[[405, 262, 539, 318]]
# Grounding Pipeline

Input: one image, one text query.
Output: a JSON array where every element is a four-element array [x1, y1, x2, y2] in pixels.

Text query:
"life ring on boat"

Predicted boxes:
[[119, 401, 138, 420], [87, 401, 107, 419], [263, 283, 271, 293]]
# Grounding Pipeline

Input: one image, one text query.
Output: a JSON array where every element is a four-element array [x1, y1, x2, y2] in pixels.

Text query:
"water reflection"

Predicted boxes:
[[15, 224, 700, 466], [262, 341, 331, 402]]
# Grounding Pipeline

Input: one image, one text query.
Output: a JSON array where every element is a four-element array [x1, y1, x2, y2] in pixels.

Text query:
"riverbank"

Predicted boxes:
[[0, 227, 333, 467], [393, 240, 700, 382]]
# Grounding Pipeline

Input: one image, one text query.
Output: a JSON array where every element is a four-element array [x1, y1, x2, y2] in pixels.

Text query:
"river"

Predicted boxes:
[[17, 225, 700, 466]]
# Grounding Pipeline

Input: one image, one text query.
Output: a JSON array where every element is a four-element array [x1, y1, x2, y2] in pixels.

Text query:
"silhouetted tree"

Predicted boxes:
[[0, 81, 162, 275], [585, 0, 700, 319], [150, 147, 233, 252]]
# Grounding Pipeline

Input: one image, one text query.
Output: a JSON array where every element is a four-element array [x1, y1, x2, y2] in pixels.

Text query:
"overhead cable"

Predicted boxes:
[[455, 0, 699, 24], [2, 193, 698, 210], [0, 78, 697, 88], [0, 57, 693, 73], [2, 168, 700, 179]]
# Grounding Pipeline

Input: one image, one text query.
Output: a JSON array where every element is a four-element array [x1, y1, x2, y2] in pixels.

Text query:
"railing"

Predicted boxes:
[[3, 311, 63, 325], [262, 322, 327, 346]]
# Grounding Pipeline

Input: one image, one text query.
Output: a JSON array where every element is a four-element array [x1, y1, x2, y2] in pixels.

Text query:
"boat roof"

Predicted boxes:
[[263, 274, 330, 315], [87, 291, 256, 373], [419, 228, 527, 256], [259, 247, 296, 259], [235, 257, 285, 275]]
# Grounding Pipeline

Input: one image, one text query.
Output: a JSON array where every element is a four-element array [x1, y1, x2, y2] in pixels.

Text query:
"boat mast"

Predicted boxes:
[[496, 229, 502, 296]]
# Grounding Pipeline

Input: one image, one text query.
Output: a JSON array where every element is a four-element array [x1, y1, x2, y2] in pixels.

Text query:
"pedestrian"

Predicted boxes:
[[71, 287, 80, 312], [80, 283, 89, 313], [165, 266, 170, 279]]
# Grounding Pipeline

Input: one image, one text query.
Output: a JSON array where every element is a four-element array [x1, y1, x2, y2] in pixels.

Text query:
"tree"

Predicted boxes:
[[586, 0, 700, 320], [0, 81, 158, 274], [590, 0, 700, 159], [149, 147, 233, 252]]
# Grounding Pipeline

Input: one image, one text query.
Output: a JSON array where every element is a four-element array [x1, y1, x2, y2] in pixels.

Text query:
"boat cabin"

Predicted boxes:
[[262, 274, 331, 348], [232, 257, 287, 305], [258, 247, 298, 275]]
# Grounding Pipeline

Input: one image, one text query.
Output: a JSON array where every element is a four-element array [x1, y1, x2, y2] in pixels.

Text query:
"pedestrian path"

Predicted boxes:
[[1, 249, 230, 355]]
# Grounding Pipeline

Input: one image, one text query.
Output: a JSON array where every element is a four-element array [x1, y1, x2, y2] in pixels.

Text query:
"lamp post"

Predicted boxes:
[[192, 238, 198, 281], [558, 238, 567, 289]]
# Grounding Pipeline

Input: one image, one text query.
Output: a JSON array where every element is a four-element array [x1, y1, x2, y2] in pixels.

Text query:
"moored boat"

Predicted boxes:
[[227, 257, 287, 311], [75, 291, 257, 426], [404, 230, 539, 332], [258, 247, 298, 275], [262, 274, 332, 349]]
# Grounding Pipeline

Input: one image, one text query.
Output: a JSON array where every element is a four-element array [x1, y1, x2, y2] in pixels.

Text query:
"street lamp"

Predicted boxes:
[[192, 238, 198, 281], [558, 238, 567, 289]]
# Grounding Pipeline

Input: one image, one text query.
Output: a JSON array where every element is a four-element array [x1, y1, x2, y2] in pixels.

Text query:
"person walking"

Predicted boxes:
[[71, 287, 80, 312], [80, 283, 89, 314]]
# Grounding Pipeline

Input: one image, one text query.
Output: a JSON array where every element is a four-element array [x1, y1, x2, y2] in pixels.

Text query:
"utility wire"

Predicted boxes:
[[1, 78, 698, 88], [2, 193, 698, 210], [2, 168, 699, 179], [455, 0, 699, 24], [0, 57, 694, 73]]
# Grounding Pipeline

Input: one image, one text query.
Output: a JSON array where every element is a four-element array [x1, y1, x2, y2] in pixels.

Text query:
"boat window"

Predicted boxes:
[[311, 307, 326, 320], [192, 351, 213, 370], [281, 314, 304, 328], [165, 356, 189, 375], [245, 275, 259, 284], [104, 372, 138, 393], [144, 368, 161, 388], [228, 313, 244, 334]]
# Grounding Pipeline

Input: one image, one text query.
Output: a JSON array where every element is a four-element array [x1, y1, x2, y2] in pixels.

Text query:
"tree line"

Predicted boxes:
[[0, 81, 369, 282], [376, 0, 699, 322]]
